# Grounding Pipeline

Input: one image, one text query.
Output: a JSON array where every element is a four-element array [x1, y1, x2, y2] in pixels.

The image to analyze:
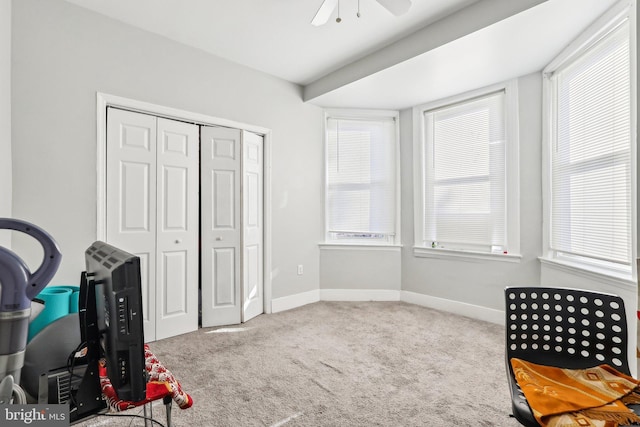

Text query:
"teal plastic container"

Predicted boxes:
[[27, 285, 80, 341]]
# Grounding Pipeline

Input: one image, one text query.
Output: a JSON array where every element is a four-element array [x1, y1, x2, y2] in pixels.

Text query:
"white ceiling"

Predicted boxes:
[[63, 0, 618, 110], [311, 0, 619, 109]]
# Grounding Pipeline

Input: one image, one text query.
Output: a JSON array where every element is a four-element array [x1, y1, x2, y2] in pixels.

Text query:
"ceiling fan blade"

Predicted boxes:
[[375, 0, 412, 16], [311, 0, 339, 26]]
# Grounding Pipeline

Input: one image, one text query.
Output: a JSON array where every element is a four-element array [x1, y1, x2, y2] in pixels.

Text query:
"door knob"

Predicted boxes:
[[216, 237, 222, 241], [175, 239, 181, 244]]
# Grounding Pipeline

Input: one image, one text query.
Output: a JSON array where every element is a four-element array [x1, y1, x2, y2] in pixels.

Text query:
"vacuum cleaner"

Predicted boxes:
[[0, 218, 62, 404]]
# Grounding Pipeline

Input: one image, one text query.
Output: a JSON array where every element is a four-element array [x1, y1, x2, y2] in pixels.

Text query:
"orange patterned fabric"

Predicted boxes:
[[511, 358, 640, 427]]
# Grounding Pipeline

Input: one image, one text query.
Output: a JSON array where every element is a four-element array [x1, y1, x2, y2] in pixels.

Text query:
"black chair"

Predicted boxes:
[[505, 286, 632, 426]]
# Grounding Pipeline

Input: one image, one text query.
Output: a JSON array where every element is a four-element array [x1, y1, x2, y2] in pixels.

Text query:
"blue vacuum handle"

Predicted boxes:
[[0, 218, 62, 307]]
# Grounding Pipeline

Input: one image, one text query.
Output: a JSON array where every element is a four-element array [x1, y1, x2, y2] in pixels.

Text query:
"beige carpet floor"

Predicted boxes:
[[76, 301, 521, 426]]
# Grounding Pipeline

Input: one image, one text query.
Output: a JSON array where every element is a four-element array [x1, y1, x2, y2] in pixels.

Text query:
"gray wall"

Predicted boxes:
[[11, 0, 323, 299], [400, 73, 543, 312], [317, 73, 543, 314], [320, 247, 401, 292], [0, 0, 11, 247]]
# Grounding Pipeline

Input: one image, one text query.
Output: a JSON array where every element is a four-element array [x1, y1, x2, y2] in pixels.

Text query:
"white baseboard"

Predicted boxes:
[[320, 289, 401, 301], [401, 290, 505, 325], [271, 289, 320, 313], [271, 288, 505, 325]]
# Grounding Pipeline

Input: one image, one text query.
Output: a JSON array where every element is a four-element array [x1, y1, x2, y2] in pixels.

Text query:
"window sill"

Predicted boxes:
[[539, 257, 635, 289], [413, 246, 522, 263], [319, 243, 403, 251]]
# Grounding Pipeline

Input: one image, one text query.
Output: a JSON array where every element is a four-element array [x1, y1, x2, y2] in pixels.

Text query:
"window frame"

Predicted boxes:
[[323, 108, 401, 246], [412, 80, 521, 261], [541, 0, 637, 281]]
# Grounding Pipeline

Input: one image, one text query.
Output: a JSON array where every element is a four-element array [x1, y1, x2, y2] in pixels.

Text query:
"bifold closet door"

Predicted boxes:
[[200, 126, 264, 327], [106, 108, 199, 342], [200, 126, 242, 327], [155, 117, 199, 340], [241, 130, 264, 323], [106, 108, 157, 341]]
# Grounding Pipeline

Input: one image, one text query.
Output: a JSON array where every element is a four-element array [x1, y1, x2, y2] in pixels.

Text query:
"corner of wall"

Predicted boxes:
[[0, 0, 12, 248]]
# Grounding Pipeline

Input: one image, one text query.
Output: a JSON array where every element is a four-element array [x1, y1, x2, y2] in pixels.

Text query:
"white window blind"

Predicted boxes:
[[423, 91, 506, 251], [326, 117, 396, 241], [550, 20, 631, 267]]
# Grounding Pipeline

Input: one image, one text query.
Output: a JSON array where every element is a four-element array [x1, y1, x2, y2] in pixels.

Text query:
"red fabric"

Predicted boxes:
[[99, 344, 193, 411]]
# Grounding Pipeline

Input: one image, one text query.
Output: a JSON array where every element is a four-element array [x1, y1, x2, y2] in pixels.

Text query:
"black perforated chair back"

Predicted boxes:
[[504, 287, 630, 426]]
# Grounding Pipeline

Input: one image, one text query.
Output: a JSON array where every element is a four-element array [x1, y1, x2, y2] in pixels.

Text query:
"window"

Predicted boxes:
[[414, 81, 519, 258], [324, 111, 399, 244], [544, 9, 634, 277]]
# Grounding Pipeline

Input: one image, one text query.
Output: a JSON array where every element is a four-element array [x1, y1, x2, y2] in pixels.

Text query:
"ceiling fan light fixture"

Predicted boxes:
[[311, 0, 339, 26], [311, 0, 411, 26]]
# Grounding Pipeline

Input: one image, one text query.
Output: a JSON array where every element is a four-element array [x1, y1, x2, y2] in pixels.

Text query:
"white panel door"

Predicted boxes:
[[242, 131, 263, 322], [106, 109, 199, 342], [155, 118, 199, 340], [201, 126, 242, 327], [106, 108, 157, 342]]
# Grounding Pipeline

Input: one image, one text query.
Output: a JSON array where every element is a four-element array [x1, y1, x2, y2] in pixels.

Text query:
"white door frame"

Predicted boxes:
[[96, 92, 273, 315]]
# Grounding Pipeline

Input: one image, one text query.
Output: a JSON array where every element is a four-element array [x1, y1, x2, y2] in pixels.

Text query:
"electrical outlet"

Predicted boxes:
[[297, 264, 303, 275]]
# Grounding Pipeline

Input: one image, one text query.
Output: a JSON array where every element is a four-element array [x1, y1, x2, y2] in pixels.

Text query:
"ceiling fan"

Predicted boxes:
[[311, 0, 412, 26]]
